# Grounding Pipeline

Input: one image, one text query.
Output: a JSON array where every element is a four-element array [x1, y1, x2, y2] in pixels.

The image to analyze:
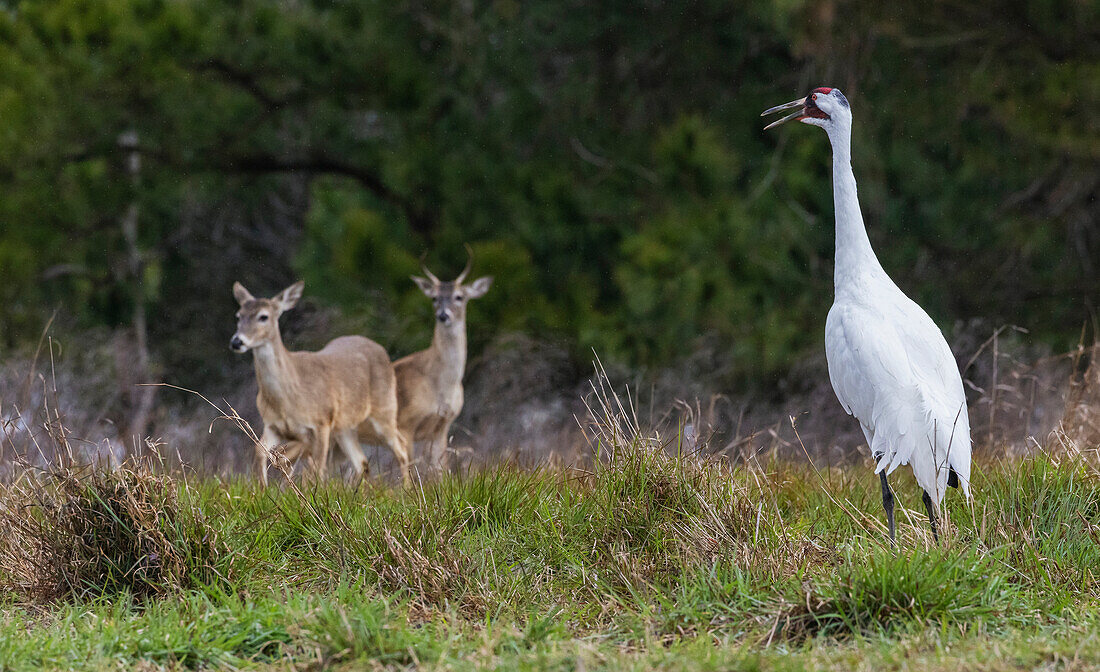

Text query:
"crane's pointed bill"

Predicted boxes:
[[761, 97, 806, 117], [763, 109, 805, 130], [761, 97, 807, 130]]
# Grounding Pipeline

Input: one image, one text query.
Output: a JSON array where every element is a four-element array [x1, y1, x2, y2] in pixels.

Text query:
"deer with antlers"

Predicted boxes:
[[230, 281, 410, 485], [372, 250, 492, 474]]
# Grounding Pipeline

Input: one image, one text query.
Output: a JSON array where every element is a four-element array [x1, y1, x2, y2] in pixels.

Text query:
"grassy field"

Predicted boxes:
[[3, 423, 1100, 671]]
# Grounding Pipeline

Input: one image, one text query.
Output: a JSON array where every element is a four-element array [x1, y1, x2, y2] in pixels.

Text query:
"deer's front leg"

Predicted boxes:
[[311, 424, 332, 480], [427, 423, 451, 473], [255, 425, 280, 486]]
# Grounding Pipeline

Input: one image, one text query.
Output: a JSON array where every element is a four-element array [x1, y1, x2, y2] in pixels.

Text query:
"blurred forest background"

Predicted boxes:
[[0, 0, 1097, 469]]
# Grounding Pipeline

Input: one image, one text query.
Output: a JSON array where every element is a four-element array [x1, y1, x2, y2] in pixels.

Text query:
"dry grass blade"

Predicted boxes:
[[0, 459, 226, 602], [0, 387, 226, 603]]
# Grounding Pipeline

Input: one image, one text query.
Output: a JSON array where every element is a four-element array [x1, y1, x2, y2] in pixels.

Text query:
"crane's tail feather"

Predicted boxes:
[[870, 385, 926, 476], [943, 402, 973, 501], [869, 385, 972, 504]]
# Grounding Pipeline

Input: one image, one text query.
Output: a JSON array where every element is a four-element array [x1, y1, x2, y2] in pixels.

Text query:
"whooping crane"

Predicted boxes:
[[762, 87, 972, 543]]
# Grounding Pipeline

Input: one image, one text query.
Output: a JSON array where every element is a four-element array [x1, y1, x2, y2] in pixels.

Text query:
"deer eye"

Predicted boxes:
[[258, 314, 269, 322], [454, 295, 464, 302]]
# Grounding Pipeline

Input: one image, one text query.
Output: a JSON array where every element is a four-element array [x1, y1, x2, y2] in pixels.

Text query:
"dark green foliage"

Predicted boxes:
[[0, 0, 1095, 389]]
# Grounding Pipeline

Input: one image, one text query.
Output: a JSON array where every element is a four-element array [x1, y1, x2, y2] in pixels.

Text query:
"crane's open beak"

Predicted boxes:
[[761, 97, 807, 130]]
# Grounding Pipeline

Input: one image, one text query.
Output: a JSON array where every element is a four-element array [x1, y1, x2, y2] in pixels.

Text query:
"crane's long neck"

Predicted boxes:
[[827, 123, 885, 287]]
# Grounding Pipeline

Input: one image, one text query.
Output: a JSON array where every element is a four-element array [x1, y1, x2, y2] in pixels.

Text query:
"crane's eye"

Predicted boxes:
[[812, 93, 818, 101], [258, 314, 269, 322]]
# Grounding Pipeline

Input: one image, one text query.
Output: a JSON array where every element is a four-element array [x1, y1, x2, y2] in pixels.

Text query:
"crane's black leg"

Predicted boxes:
[[880, 472, 896, 545], [922, 490, 939, 542]]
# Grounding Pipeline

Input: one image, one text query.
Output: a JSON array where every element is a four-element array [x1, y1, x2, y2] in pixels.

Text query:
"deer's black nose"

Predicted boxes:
[[436, 310, 452, 324], [230, 335, 245, 352]]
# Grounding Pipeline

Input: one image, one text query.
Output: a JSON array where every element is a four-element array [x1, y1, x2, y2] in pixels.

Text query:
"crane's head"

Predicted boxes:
[[761, 87, 850, 131]]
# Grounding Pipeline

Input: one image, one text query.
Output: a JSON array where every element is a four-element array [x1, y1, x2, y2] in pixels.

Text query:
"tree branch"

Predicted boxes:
[[193, 58, 295, 110], [220, 152, 438, 238]]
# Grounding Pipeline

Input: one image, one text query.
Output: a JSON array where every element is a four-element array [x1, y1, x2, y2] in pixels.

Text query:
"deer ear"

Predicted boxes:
[[465, 276, 493, 299], [276, 281, 305, 312], [411, 276, 437, 297], [233, 282, 255, 306]]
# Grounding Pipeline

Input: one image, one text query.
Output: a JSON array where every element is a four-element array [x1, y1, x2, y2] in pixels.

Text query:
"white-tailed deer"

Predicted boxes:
[[370, 252, 492, 473], [230, 281, 409, 485]]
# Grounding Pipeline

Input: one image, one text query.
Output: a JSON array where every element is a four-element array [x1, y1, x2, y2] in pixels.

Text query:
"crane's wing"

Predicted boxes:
[[826, 300, 971, 499], [886, 295, 972, 495]]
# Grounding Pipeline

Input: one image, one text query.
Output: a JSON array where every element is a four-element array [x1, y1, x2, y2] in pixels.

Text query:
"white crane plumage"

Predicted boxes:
[[762, 87, 971, 542]]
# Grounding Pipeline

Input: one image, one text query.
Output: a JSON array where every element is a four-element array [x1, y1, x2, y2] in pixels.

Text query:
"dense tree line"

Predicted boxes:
[[0, 0, 1095, 392]]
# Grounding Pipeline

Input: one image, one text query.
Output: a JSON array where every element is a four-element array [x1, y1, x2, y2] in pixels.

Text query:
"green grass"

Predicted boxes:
[[3, 444, 1100, 670]]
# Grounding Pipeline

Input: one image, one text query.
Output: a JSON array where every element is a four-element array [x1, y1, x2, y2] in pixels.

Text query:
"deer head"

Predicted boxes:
[[230, 281, 304, 352], [411, 250, 492, 327]]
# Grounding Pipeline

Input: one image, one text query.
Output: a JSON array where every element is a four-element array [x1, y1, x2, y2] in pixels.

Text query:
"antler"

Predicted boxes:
[[419, 252, 441, 285], [455, 244, 474, 284]]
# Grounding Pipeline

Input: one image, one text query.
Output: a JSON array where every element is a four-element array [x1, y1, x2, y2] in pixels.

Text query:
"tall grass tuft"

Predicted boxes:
[[0, 459, 226, 602], [775, 545, 1033, 641]]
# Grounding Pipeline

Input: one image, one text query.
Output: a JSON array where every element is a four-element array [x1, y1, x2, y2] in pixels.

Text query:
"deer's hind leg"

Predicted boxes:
[[333, 427, 368, 479], [364, 416, 410, 486]]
